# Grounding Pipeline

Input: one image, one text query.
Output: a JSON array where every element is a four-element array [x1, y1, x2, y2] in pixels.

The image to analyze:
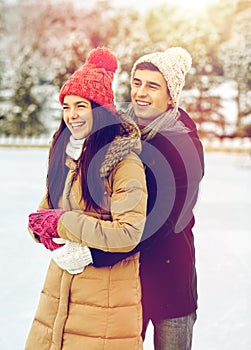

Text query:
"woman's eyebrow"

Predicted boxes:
[[75, 100, 89, 105], [63, 100, 89, 106]]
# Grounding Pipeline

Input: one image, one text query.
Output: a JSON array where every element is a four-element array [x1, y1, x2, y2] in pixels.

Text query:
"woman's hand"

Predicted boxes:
[[28, 209, 66, 250]]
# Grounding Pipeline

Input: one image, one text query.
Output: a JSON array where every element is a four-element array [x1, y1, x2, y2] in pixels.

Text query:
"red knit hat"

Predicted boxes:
[[59, 47, 118, 113]]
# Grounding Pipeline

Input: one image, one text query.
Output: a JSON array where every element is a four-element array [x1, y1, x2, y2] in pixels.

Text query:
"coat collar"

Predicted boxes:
[[100, 113, 141, 178], [65, 113, 141, 179]]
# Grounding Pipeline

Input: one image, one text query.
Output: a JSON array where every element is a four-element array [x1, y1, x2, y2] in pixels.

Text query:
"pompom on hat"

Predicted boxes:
[[131, 47, 192, 109], [59, 47, 118, 113]]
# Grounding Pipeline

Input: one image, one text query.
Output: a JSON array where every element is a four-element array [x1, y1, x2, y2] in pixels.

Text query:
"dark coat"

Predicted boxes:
[[91, 108, 204, 321]]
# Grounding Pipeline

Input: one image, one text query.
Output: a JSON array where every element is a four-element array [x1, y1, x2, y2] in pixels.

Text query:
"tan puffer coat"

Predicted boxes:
[[25, 121, 147, 350]]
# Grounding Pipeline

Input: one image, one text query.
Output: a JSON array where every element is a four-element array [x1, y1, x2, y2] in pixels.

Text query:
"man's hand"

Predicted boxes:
[[51, 239, 93, 274]]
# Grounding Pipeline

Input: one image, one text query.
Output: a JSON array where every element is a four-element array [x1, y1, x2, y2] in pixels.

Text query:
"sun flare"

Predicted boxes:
[[111, 0, 221, 15], [169, 0, 220, 14]]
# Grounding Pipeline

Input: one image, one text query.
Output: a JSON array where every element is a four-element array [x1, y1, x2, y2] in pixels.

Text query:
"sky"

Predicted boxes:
[[36, 0, 225, 15]]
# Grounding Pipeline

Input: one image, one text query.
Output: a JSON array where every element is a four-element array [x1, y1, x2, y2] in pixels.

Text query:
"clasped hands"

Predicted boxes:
[[28, 209, 92, 274]]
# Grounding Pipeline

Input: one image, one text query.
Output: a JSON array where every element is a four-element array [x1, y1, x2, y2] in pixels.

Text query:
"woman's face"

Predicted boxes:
[[63, 95, 93, 140]]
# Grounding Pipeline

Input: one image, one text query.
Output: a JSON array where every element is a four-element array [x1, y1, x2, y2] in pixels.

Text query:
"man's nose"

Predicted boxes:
[[137, 84, 148, 96]]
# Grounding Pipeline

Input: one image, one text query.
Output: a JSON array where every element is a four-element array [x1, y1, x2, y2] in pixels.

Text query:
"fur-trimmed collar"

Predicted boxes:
[[100, 112, 141, 178]]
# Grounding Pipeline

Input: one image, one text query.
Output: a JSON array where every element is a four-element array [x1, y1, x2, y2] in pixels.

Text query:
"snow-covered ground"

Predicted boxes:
[[0, 148, 250, 349]]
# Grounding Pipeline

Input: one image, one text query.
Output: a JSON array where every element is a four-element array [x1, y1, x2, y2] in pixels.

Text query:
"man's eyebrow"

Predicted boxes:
[[147, 81, 162, 88], [133, 77, 162, 88]]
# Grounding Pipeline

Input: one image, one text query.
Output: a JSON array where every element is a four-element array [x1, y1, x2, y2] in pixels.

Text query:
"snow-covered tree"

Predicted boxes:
[[0, 49, 47, 136], [218, 0, 251, 133], [1, 0, 250, 138]]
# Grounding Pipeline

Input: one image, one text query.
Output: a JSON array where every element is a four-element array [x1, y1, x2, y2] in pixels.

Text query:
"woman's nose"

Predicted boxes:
[[69, 108, 78, 119]]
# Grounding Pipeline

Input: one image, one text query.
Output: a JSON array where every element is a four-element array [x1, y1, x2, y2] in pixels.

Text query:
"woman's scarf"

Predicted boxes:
[[66, 135, 85, 160]]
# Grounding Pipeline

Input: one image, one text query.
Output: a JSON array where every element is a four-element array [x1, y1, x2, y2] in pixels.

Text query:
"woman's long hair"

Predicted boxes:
[[47, 101, 120, 211]]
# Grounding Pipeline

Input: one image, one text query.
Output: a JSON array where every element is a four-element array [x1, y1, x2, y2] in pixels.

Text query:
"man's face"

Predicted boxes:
[[131, 69, 172, 127]]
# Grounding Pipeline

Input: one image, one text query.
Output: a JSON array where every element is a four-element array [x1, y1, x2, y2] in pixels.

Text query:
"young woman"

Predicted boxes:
[[26, 47, 147, 350]]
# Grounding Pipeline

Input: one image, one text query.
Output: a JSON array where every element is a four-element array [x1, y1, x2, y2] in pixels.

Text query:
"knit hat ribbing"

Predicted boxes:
[[59, 47, 118, 113], [131, 47, 192, 108]]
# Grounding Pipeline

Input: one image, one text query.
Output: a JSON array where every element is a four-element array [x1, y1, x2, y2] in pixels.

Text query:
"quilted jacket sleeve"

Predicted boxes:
[[57, 152, 147, 253]]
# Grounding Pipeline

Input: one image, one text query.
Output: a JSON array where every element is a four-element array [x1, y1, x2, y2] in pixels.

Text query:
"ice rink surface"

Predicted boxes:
[[0, 148, 250, 349]]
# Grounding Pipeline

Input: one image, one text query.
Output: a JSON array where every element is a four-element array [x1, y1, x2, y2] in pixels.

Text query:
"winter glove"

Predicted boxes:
[[28, 209, 66, 251], [51, 238, 93, 274]]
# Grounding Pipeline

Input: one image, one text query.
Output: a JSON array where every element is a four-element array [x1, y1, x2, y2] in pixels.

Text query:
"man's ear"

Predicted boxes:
[[167, 96, 174, 107], [166, 88, 174, 107]]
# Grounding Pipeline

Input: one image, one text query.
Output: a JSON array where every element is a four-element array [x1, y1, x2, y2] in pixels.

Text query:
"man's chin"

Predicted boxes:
[[135, 111, 162, 122], [134, 105, 163, 118]]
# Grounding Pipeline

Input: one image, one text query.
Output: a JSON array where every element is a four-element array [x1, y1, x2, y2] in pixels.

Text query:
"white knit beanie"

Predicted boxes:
[[131, 47, 192, 108]]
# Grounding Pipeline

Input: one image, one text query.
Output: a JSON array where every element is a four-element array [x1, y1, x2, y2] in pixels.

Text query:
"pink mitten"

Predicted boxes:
[[28, 209, 66, 251]]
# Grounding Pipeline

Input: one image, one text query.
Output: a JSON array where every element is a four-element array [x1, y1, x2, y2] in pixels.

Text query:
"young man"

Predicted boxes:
[[127, 47, 205, 349]]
